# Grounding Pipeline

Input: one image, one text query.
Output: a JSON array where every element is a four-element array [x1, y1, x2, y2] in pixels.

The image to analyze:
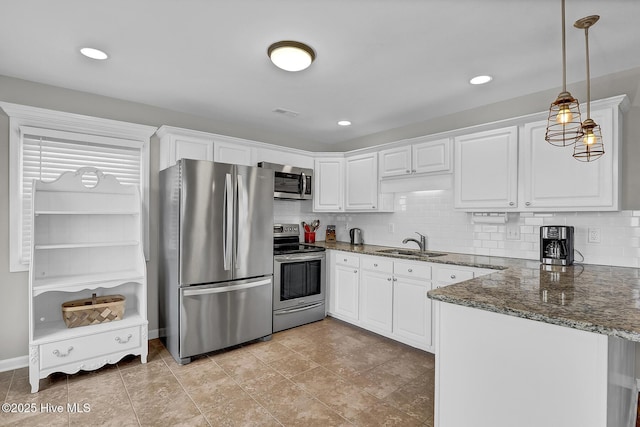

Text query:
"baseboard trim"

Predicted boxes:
[[0, 355, 29, 373], [0, 328, 162, 372]]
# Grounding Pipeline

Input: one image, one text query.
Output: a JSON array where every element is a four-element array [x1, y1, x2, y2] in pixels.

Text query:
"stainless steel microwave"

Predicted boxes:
[[257, 162, 313, 200]]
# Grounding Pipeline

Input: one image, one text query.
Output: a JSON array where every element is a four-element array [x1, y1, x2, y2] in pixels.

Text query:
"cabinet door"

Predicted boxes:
[[521, 108, 616, 211], [314, 158, 344, 212], [413, 138, 452, 174], [334, 264, 360, 321], [360, 259, 393, 333], [393, 276, 431, 348], [379, 146, 411, 178], [214, 140, 254, 166], [159, 134, 214, 170], [345, 153, 378, 210], [454, 126, 518, 210]]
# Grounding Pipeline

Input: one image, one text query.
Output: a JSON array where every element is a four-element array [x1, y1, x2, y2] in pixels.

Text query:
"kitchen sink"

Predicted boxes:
[[376, 249, 446, 258]]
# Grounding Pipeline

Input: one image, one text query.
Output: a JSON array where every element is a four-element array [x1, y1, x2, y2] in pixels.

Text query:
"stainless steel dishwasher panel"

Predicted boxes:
[[179, 277, 272, 360]]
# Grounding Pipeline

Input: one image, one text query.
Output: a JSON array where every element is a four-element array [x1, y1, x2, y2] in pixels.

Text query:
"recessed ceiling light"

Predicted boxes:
[[470, 75, 493, 85], [337, 120, 352, 126], [268, 41, 315, 72], [80, 47, 109, 60]]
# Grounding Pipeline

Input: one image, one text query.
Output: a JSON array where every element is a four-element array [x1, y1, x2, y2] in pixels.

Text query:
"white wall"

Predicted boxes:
[[276, 191, 640, 268]]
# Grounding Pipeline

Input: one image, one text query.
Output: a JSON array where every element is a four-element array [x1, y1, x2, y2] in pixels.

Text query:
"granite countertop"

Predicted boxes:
[[312, 241, 640, 343]]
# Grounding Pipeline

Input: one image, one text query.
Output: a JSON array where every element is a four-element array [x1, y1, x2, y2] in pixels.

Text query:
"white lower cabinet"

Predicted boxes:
[[392, 261, 433, 349], [329, 251, 434, 352], [332, 253, 361, 322], [360, 257, 394, 334]]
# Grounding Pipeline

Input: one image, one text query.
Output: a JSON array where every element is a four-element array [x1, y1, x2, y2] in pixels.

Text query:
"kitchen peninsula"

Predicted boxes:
[[315, 241, 640, 427]]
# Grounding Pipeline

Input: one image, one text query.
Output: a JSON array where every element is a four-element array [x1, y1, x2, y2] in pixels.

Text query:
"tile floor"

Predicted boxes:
[[0, 317, 434, 426]]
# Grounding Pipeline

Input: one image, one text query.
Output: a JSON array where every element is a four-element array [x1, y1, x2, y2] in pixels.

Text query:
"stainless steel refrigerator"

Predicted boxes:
[[159, 159, 274, 364]]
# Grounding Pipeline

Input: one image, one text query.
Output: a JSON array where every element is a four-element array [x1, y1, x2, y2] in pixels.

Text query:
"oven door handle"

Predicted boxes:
[[275, 302, 324, 315], [275, 253, 325, 262]]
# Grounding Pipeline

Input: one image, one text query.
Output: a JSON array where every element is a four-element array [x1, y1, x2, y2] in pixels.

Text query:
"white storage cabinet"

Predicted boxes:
[[28, 168, 148, 393], [314, 157, 345, 212], [379, 137, 451, 178], [332, 252, 361, 322]]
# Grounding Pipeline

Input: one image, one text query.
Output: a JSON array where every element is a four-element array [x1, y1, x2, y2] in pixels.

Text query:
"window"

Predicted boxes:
[[1, 102, 157, 272]]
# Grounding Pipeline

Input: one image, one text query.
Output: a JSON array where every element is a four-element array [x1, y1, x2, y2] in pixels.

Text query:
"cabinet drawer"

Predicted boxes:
[[393, 261, 431, 279], [335, 253, 360, 268], [40, 325, 141, 370], [362, 257, 393, 273], [435, 267, 474, 284]]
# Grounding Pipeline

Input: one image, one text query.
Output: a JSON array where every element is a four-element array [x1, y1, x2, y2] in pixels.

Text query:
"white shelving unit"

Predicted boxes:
[[28, 167, 148, 393]]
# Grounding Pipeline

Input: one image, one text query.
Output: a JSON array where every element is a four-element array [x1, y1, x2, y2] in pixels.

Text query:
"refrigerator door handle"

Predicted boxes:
[[236, 173, 245, 270], [223, 173, 233, 271], [182, 278, 272, 296]]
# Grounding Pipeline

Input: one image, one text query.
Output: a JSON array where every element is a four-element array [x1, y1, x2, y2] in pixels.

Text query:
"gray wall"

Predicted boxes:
[[1, 69, 639, 361]]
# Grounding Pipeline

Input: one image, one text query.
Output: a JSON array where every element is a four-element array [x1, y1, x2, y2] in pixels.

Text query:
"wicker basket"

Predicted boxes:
[[62, 293, 126, 328]]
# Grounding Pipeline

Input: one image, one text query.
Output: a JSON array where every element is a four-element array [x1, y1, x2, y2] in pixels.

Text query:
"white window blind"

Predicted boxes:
[[19, 126, 144, 264]]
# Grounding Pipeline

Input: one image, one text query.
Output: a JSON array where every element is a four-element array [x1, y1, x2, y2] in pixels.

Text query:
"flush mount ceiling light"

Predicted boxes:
[[545, 0, 583, 147], [268, 41, 315, 72], [469, 75, 492, 85], [573, 15, 605, 162], [80, 47, 109, 60], [337, 120, 352, 126]]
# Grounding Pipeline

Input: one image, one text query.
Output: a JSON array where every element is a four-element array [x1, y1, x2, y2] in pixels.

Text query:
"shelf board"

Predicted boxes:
[[34, 241, 140, 250], [32, 312, 146, 344], [32, 270, 145, 296]]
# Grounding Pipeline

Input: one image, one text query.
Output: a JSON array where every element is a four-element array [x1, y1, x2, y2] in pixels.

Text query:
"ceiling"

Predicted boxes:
[[2, 0, 640, 149]]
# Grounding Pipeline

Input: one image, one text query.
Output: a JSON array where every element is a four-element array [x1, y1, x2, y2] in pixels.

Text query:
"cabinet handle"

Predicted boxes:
[[115, 334, 133, 344], [354, 270, 358, 273], [387, 277, 392, 281], [525, 202, 531, 206], [344, 259, 347, 262], [393, 278, 397, 282], [411, 169, 416, 173], [53, 346, 73, 357], [374, 263, 378, 267], [509, 202, 515, 206], [372, 205, 376, 209], [408, 268, 413, 273], [406, 169, 410, 173], [450, 274, 456, 279]]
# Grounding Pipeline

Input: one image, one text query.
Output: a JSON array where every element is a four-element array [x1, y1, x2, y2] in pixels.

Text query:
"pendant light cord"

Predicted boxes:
[[584, 26, 591, 119], [561, 0, 567, 92]]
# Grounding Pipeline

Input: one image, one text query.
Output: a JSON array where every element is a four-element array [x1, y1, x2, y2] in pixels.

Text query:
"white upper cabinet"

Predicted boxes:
[[413, 138, 452, 174], [314, 157, 345, 212], [454, 95, 626, 212], [454, 126, 519, 210], [379, 138, 451, 178], [379, 146, 412, 178], [213, 139, 254, 166], [521, 107, 617, 211], [345, 152, 393, 211], [158, 127, 214, 170]]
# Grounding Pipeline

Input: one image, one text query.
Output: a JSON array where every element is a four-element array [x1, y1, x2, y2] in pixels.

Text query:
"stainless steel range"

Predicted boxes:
[[273, 224, 326, 332]]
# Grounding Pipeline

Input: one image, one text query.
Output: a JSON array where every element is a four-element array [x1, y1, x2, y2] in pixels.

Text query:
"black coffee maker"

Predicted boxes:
[[540, 225, 574, 266]]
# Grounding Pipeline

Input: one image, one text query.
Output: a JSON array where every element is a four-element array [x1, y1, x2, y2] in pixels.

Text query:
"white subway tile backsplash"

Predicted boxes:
[[276, 190, 640, 268]]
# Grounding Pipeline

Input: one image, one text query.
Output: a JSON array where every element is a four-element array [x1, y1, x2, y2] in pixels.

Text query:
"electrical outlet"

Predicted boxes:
[[588, 227, 601, 243], [506, 223, 520, 240], [388, 223, 395, 233]]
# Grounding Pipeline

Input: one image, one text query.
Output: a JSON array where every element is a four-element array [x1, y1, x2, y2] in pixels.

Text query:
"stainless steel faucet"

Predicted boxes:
[[402, 232, 427, 252]]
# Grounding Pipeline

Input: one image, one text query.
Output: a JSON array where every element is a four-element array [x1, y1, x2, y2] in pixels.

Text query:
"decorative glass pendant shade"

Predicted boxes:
[[573, 15, 604, 162], [545, 0, 583, 147]]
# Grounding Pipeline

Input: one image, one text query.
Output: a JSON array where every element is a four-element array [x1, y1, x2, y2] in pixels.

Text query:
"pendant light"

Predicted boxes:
[[545, 0, 583, 147], [572, 15, 604, 162]]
